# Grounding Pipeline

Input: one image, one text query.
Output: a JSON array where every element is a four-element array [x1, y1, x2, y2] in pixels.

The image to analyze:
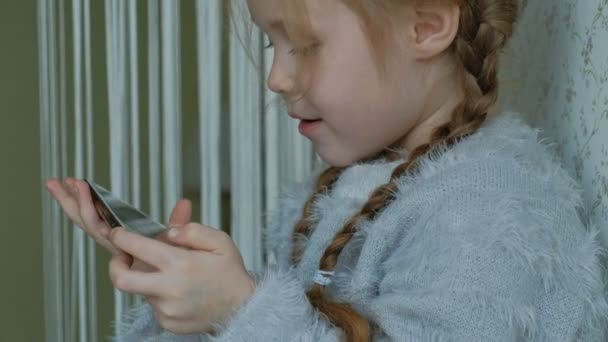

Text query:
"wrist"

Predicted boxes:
[[236, 275, 256, 310]]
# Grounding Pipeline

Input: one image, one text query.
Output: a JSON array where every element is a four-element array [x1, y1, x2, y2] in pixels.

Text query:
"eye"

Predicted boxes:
[[264, 35, 274, 50], [289, 42, 320, 56]]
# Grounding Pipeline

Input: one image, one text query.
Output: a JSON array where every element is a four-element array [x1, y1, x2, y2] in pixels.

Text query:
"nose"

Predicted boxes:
[[267, 60, 295, 96]]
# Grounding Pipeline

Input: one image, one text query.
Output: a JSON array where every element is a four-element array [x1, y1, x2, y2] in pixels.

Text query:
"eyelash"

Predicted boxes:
[[264, 39, 318, 56]]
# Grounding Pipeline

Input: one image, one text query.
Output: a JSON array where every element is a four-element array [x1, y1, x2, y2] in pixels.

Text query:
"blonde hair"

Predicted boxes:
[[233, 1, 520, 340]]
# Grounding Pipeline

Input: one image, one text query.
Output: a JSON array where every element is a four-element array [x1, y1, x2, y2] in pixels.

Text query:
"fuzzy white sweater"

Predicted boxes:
[[111, 111, 608, 341]]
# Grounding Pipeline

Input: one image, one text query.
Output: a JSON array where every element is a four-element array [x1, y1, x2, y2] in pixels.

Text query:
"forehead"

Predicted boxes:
[[246, 0, 331, 30], [246, 0, 276, 19], [246, 0, 278, 27]]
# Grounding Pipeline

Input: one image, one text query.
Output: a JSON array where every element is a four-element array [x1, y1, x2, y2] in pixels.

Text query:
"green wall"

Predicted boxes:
[[0, 0, 221, 340], [0, 0, 44, 340], [0, 1, 116, 340]]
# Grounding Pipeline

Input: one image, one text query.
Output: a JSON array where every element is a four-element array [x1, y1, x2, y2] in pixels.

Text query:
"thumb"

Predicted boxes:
[[155, 199, 192, 245], [168, 223, 226, 253], [168, 198, 192, 227]]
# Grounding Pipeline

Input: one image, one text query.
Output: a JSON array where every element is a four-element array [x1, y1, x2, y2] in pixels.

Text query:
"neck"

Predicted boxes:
[[398, 61, 501, 154], [399, 86, 464, 153]]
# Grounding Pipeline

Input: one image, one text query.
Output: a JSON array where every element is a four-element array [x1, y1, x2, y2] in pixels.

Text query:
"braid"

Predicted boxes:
[[288, 1, 519, 341], [291, 166, 345, 265]]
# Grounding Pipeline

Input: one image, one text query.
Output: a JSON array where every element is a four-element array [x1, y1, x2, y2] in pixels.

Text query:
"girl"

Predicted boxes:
[[45, 0, 608, 341]]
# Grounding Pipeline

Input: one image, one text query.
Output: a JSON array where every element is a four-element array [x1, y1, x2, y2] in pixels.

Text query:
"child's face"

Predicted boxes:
[[248, 0, 433, 167]]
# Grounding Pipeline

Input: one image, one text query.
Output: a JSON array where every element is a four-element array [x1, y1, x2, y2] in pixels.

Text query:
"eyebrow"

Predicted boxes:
[[251, 15, 285, 32]]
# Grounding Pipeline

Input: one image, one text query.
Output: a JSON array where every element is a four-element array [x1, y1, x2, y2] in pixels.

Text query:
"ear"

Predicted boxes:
[[408, 3, 460, 60]]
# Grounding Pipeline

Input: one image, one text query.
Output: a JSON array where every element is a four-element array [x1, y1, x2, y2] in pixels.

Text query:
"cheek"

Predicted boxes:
[[305, 45, 421, 157], [311, 56, 386, 118], [312, 63, 403, 135]]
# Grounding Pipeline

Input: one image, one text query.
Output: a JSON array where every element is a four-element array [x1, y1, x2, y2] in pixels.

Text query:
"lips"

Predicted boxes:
[[298, 118, 322, 136], [289, 112, 320, 121], [288, 112, 322, 136]]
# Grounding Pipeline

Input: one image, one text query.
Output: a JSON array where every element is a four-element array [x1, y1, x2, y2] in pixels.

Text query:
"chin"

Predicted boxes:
[[316, 149, 364, 168], [316, 152, 349, 167]]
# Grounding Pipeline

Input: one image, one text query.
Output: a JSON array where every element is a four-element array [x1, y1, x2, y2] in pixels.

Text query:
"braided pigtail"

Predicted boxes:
[[291, 166, 346, 265], [288, 1, 520, 341]]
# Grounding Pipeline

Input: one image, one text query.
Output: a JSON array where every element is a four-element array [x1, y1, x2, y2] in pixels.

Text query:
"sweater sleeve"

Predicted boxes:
[[206, 265, 343, 341], [109, 265, 344, 342], [110, 214, 535, 341], [110, 205, 539, 341]]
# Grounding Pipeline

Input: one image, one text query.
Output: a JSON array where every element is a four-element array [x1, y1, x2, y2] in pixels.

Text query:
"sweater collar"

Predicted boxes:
[[330, 158, 403, 202], [325, 111, 533, 200]]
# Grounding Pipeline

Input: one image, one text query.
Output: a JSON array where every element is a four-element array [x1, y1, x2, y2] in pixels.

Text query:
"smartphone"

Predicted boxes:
[[84, 179, 166, 238]]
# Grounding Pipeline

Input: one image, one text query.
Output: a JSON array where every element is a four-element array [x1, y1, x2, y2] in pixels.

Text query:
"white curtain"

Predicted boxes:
[[37, 0, 319, 341]]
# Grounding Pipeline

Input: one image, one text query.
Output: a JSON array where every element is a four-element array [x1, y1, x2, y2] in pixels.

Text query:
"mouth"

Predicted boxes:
[[298, 119, 322, 136], [289, 112, 321, 121]]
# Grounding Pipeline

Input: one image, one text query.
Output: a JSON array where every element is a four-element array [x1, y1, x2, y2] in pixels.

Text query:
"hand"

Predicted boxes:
[[45, 177, 191, 272], [128, 198, 194, 273], [46, 177, 121, 255], [108, 223, 256, 335]]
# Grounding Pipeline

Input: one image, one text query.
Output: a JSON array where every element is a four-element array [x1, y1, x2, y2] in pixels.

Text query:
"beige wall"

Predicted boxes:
[[0, 0, 44, 340], [500, 0, 608, 247]]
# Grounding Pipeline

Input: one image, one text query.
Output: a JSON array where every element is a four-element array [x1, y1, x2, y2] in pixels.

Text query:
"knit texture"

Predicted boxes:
[[110, 111, 608, 341]]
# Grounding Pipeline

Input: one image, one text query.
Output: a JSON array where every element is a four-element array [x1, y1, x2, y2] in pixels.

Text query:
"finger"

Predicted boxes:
[[110, 227, 186, 269], [145, 199, 190, 244], [45, 178, 85, 227], [167, 223, 228, 253], [47, 179, 122, 256], [130, 257, 159, 273], [109, 252, 165, 296], [98, 237, 124, 256], [64, 178, 83, 201], [73, 179, 113, 236], [156, 199, 193, 245], [168, 199, 192, 227]]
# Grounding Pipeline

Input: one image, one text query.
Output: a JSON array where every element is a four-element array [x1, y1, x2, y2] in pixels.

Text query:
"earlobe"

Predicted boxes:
[[412, 4, 460, 60]]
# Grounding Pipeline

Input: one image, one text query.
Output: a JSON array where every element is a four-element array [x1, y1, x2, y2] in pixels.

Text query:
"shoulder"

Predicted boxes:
[[382, 110, 606, 293], [381, 110, 602, 267], [392, 110, 586, 216], [411, 111, 572, 183]]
